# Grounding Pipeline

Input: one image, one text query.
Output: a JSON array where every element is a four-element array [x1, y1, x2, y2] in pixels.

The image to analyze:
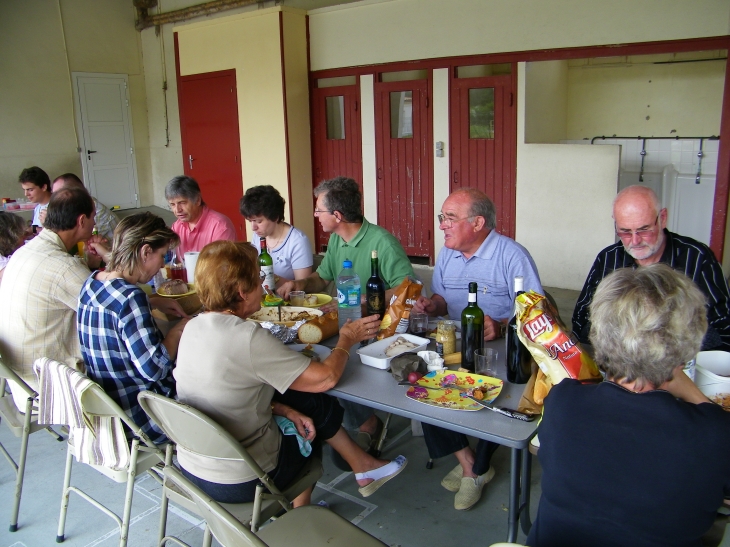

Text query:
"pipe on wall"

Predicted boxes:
[[134, 0, 266, 31]]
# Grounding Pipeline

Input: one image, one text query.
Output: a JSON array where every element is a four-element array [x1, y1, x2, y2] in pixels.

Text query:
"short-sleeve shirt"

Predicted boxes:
[[251, 226, 313, 280], [527, 379, 730, 547], [174, 314, 311, 483], [0, 229, 90, 408], [316, 218, 414, 289], [77, 276, 175, 444], [32, 202, 48, 227], [171, 206, 237, 256], [431, 230, 542, 320]]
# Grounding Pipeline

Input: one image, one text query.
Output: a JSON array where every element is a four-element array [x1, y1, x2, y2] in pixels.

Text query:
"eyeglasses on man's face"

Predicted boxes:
[[314, 208, 334, 216], [615, 214, 659, 241], [437, 213, 473, 227]]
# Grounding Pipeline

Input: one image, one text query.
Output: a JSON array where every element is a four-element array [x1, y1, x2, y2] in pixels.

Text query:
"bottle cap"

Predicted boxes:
[[371, 250, 378, 259], [343, 259, 353, 268], [468, 281, 478, 292]]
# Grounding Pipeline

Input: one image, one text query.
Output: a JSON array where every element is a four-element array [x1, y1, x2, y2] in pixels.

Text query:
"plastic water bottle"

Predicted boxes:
[[337, 259, 361, 330]]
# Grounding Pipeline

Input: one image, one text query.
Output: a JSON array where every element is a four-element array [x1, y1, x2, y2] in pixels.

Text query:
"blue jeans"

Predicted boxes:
[[180, 390, 343, 504], [421, 423, 499, 476]]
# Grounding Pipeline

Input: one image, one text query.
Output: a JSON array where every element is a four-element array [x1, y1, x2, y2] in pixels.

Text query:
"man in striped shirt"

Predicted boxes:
[[572, 185, 730, 352]]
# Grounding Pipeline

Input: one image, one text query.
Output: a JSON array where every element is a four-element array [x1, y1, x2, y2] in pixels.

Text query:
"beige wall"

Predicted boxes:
[[308, 0, 730, 71], [0, 0, 151, 203], [524, 61, 568, 144], [567, 57, 725, 139]]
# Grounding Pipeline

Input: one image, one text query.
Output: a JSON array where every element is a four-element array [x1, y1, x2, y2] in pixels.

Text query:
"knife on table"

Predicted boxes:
[[398, 381, 536, 422]]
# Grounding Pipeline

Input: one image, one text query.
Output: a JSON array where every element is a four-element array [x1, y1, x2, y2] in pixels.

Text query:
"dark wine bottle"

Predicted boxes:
[[366, 250, 386, 320], [506, 276, 532, 384], [461, 281, 484, 373]]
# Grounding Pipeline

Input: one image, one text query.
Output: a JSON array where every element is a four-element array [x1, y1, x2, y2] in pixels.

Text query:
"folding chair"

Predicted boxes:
[[0, 357, 63, 532], [137, 391, 323, 547], [53, 376, 164, 547], [160, 466, 386, 547]]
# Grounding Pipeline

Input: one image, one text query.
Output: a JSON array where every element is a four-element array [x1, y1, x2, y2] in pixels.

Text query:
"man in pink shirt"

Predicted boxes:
[[165, 175, 237, 256]]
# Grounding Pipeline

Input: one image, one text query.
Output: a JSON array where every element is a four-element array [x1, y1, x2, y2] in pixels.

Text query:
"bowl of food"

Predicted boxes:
[[156, 279, 196, 298], [696, 363, 730, 411], [248, 306, 323, 327], [262, 293, 284, 307], [356, 334, 430, 370], [290, 293, 332, 308]]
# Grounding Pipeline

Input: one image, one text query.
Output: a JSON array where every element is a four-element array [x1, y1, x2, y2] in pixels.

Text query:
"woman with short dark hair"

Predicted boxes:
[[527, 263, 730, 547], [239, 185, 313, 283], [0, 212, 27, 283], [174, 240, 406, 506]]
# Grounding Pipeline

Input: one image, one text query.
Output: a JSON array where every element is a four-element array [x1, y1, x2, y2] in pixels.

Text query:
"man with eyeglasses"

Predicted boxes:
[[412, 188, 542, 511], [279, 176, 414, 464], [572, 184, 730, 351]]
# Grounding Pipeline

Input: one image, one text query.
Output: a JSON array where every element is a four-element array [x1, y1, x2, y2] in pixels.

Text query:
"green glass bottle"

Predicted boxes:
[[259, 237, 275, 292], [461, 281, 484, 372]]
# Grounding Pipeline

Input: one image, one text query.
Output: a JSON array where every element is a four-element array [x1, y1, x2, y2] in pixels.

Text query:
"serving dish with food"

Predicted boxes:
[[356, 333, 430, 370], [298, 293, 332, 308], [156, 279, 196, 298], [288, 344, 332, 362], [248, 306, 323, 327], [404, 370, 503, 411]]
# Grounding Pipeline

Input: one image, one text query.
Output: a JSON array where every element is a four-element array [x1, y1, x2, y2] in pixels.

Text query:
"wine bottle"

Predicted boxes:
[[366, 250, 386, 321], [506, 276, 532, 384], [461, 281, 484, 373], [259, 237, 275, 292]]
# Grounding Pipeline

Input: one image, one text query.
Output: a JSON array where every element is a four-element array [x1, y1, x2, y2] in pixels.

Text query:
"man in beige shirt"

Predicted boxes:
[[0, 188, 97, 408]]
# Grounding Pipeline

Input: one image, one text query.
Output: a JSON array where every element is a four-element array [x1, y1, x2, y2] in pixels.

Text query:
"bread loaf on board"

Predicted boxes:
[[297, 312, 339, 344]]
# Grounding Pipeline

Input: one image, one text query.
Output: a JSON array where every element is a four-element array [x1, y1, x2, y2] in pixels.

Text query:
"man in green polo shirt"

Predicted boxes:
[[279, 176, 414, 460]]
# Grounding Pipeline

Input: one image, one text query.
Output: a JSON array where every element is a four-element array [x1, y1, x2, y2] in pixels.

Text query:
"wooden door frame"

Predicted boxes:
[[310, 35, 730, 260]]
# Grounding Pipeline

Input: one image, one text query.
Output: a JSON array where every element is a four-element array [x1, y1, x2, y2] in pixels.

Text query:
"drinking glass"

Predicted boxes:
[[290, 291, 306, 306], [475, 348, 498, 377], [409, 312, 429, 335]]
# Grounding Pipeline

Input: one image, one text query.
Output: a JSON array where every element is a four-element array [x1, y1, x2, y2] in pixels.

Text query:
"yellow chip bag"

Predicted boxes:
[[377, 277, 422, 339]]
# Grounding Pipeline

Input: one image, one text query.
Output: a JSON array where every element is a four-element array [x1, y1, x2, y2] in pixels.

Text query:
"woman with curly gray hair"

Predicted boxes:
[[0, 211, 27, 283], [527, 263, 730, 547]]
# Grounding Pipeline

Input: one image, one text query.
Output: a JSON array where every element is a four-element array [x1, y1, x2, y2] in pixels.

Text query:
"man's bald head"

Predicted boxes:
[[612, 185, 667, 265], [613, 185, 661, 219], [52, 173, 86, 193]]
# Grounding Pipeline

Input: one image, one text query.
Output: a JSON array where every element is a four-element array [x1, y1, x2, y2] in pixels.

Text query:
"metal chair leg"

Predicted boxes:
[[373, 413, 392, 457], [157, 444, 174, 546], [118, 439, 140, 547], [56, 443, 75, 542], [8, 397, 33, 532]]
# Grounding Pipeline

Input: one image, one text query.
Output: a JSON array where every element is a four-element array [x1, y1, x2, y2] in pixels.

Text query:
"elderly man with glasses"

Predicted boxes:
[[412, 188, 542, 511], [572, 184, 730, 352]]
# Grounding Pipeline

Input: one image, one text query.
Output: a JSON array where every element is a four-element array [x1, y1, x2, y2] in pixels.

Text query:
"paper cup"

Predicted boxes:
[[184, 252, 199, 284]]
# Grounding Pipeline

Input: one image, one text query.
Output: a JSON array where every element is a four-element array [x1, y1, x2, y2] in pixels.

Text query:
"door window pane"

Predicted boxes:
[[390, 91, 413, 139], [469, 88, 494, 139], [318, 76, 356, 88], [325, 96, 345, 140], [457, 64, 511, 78]]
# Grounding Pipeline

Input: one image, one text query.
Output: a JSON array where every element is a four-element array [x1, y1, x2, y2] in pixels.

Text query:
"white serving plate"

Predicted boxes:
[[356, 333, 430, 370], [288, 344, 332, 361], [696, 351, 730, 377], [695, 364, 730, 402]]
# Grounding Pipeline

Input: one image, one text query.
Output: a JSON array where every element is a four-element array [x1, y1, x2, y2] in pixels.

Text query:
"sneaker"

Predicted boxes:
[[440, 464, 463, 492], [454, 466, 495, 511]]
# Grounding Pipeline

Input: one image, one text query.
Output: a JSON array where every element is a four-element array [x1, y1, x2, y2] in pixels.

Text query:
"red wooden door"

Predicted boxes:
[[450, 74, 516, 238], [178, 69, 246, 240], [374, 79, 433, 260], [311, 84, 362, 252]]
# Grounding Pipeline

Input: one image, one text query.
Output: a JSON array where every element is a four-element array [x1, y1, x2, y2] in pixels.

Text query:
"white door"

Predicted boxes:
[[73, 73, 139, 210]]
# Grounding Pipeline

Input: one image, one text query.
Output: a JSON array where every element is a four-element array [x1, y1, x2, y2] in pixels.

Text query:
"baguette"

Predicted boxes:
[[297, 311, 339, 344]]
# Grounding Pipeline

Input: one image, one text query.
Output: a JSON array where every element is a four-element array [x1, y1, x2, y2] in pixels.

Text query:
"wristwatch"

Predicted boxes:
[[498, 322, 507, 338]]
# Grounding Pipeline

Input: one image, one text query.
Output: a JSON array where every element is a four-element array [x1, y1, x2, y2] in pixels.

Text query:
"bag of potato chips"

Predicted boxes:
[[377, 277, 422, 340], [515, 291, 601, 405]]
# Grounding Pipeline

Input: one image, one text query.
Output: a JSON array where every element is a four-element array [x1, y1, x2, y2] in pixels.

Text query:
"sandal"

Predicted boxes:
[[355, 415, 384, 454], [355, 455, 407, 497]]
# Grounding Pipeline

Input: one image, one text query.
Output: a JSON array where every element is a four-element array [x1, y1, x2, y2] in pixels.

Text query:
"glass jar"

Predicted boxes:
[[435, 320, 457, 357]]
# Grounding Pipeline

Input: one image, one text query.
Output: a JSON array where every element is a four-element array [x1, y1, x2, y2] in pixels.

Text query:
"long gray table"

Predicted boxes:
[[324, 337, 538, 542]]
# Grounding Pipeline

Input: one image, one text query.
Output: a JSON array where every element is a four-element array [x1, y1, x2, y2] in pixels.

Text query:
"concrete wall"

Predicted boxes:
[[308, 0, 730, 71], [524, 61, 569, 144], [0, 0, 151, 204]]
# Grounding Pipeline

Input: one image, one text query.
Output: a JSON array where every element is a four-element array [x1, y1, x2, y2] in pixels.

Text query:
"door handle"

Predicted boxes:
[[453, 171, 459, 185], [87, 150, 97, 160], [188, 155, 194, 170], [377, 167, 382, 179]]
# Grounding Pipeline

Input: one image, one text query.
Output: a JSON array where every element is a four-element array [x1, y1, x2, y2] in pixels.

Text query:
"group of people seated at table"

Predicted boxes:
[[0, 162, 728, 544]]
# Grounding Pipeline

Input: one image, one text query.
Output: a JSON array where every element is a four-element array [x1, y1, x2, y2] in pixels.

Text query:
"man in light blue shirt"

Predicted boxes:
[[413, 188, 542, 511]]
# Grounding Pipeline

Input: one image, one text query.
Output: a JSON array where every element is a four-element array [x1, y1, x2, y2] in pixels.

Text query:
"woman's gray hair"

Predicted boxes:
[[106, 212, 179, 276], [588, 263, 707, 387]]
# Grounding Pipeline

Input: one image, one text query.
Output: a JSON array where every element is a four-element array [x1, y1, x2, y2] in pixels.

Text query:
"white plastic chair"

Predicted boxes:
[[54, 377, 164, 547], [160, 466, 387, 547], [138, 391, 324, 547], [0, 357, 63, 532]]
